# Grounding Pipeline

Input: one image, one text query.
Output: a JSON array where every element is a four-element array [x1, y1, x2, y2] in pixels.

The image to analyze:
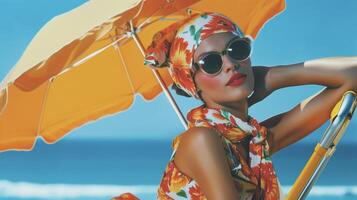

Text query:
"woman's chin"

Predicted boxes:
[[222, 92, 250, 103], [228, 84, 252, 96]]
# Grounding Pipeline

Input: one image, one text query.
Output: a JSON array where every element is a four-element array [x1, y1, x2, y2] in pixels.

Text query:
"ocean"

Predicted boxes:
[[0, 139, 356, 200]]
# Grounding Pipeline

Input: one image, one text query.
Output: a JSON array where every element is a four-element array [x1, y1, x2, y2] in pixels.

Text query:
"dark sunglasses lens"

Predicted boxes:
[[201, 54, 222, 74], [228, 40, 251, 60]]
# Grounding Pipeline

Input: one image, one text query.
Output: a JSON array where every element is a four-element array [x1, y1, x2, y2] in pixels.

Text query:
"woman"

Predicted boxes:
[[115, 12, 357, 200]]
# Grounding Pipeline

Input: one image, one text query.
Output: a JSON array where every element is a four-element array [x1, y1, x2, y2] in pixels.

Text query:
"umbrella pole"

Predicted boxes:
[[128, 21, 188, 130]]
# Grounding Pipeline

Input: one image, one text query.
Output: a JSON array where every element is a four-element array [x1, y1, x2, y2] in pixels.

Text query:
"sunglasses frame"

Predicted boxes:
[[193, 36, 253, 76]]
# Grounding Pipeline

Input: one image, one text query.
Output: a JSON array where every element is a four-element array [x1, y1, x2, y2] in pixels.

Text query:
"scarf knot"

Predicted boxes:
[[184, 104, 280, 200]]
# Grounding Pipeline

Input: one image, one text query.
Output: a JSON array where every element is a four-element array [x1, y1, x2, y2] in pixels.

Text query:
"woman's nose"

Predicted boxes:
[[222, 55, 238, 73]]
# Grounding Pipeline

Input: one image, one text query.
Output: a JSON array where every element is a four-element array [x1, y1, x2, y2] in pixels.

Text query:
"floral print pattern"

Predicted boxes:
[[144, 12, 244, 99], [111, 105, 282, 200], [116, 10, 282, 200], [111, 193, 140, 200], [157, 105, 280, 200]]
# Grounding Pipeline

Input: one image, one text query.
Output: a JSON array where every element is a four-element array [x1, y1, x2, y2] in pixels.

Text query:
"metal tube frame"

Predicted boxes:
[[296, 91, 357, 200], [128, 20, 188, 130]]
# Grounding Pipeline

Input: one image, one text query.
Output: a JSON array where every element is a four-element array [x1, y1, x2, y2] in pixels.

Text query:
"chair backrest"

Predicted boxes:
[[286, 90, 357, 200]]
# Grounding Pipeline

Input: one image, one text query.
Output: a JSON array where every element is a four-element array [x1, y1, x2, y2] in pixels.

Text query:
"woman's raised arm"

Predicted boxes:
[[269, 57, 357, 90], [174, 127, 241, 200], [258, 56, 357, 154]]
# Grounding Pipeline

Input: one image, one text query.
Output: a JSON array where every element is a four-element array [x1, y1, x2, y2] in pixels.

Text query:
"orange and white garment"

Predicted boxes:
[[157, 105, 283, 200]]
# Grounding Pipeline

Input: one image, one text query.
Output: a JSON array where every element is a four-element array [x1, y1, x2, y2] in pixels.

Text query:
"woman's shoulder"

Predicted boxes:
[[172, 126, 221, 151], [184, 126, 221, 142], [172, 127, 241, 199], [173, 127, 225, 175]]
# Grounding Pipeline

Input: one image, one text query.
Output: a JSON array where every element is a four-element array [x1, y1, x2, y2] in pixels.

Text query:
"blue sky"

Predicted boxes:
[[0, 0, 356, 143]]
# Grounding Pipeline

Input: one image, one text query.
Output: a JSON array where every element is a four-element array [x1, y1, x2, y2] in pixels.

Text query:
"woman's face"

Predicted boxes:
[[193, 32, 254, 105]]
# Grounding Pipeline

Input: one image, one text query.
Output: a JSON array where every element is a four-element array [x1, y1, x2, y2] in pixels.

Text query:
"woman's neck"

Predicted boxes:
[[205, 98, 249, 122]]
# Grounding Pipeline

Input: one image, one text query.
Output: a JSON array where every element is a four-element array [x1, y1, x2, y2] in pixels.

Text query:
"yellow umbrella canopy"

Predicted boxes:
[[0, 0, 285, 151]]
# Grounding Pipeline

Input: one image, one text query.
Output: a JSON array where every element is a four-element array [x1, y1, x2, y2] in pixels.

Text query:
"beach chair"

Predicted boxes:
[[286, 90, 357, 200]]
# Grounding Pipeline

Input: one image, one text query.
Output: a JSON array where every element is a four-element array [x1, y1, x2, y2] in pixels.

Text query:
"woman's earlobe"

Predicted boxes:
[[244, 35, 254, 43]]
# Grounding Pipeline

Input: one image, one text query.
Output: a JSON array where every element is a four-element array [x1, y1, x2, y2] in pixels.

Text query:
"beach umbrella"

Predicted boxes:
[[0, 0, 285, 151]]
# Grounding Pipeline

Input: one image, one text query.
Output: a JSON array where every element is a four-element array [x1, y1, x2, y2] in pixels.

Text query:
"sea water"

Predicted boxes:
[[0, 139, 356, 200]]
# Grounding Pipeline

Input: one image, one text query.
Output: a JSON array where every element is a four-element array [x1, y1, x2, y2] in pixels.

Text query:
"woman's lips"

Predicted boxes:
[[226, 73, 247, 87]]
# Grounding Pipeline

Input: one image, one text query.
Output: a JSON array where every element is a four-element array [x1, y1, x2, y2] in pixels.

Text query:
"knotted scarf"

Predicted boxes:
[[180, 104, 280, 199]]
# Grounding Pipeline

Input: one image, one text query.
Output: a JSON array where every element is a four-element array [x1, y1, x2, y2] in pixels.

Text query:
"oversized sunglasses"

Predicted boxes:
[[193, 36, 252, 76]]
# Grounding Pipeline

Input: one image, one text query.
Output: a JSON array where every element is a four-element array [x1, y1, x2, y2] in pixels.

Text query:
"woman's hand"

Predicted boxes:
[[248, 66, 274, 107]]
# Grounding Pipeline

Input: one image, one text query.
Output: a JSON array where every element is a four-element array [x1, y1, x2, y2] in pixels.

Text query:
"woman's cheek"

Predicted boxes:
[[198, 75, 222, 92]]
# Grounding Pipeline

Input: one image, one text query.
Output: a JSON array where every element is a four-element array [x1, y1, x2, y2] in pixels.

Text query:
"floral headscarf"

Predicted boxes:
[[144, 12, 245, 99]]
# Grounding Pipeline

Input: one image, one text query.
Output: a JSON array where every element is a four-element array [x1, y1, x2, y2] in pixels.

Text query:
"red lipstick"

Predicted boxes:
[[226, 73, 247, 87]]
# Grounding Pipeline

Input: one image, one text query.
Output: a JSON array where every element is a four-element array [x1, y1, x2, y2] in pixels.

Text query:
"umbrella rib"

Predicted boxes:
[[0, 87, 8, 115], [0, 32, 129, 90], [36, 80, 52, 141], [113, 41, 135, 96], [52, 34, 128, 79], [135, 3, 180, 32], [137, 11, 166, 31], [135, 5, 204, 32], [132, 0, 145, 20], [129, 20, 188, 130], [71, 35, 128, 68]]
